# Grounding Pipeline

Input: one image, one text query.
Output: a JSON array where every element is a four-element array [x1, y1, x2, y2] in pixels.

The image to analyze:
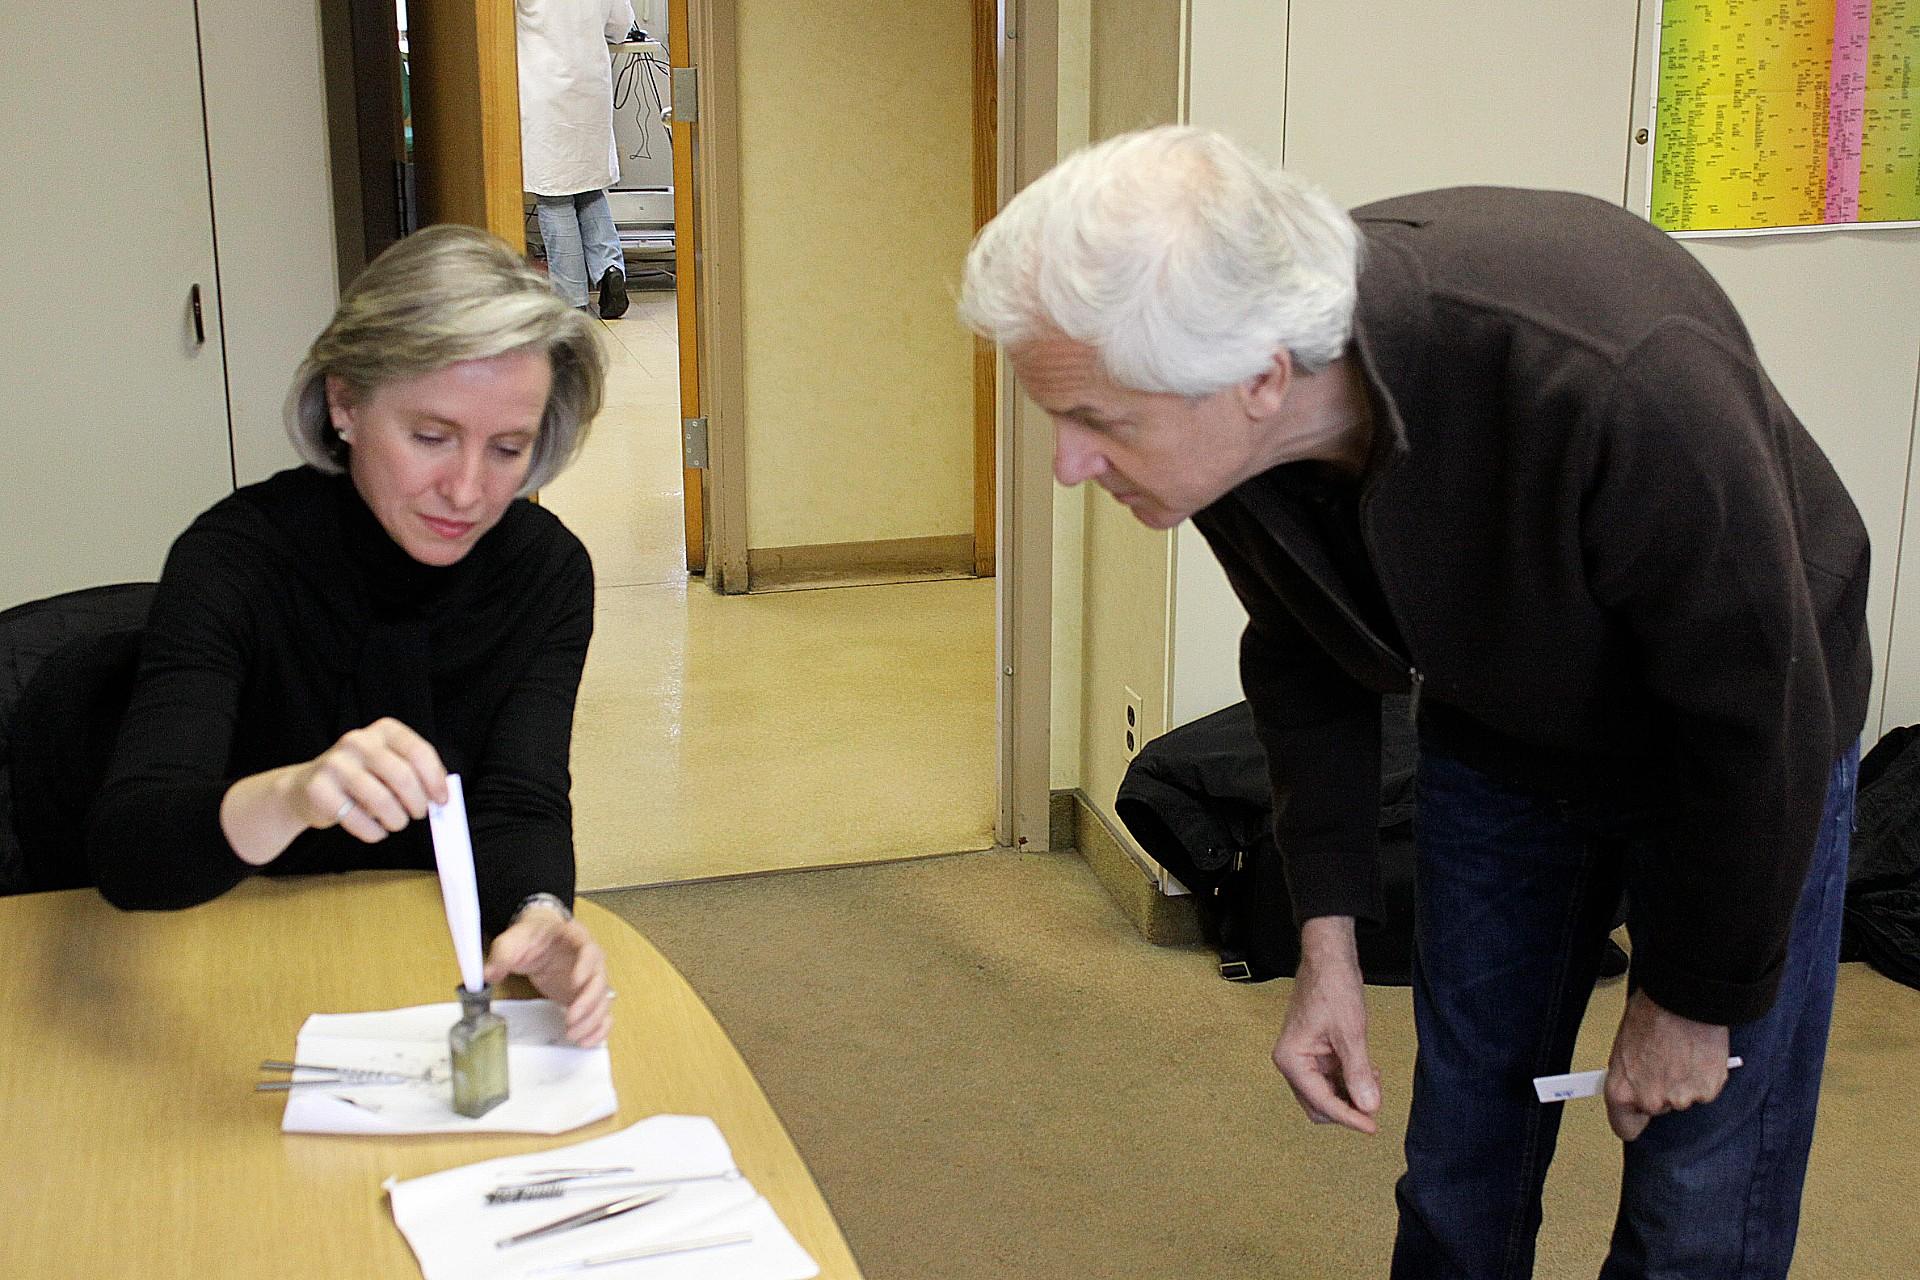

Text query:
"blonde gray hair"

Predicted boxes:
[[960, 126, 1361, 395], [285, 224, 606, 493]]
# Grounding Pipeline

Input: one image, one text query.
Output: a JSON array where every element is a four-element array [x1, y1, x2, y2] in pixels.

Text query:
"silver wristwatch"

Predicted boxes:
[[512, 892, 574, 924]]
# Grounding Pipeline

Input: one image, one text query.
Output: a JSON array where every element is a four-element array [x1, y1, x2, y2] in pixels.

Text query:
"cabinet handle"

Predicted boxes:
[[189, 283, 205, 345]]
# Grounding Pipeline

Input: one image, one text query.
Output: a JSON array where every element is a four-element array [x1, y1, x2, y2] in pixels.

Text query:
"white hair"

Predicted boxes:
[[959, 125, 1361, 396]]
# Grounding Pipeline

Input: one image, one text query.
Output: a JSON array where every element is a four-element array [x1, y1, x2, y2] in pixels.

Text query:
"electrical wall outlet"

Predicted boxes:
[[1123, 686, 1145, 760]]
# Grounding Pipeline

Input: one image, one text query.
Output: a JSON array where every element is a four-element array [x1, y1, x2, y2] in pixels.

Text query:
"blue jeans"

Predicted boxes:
[[535, 190, 624, 308], [1391, 742, 1857, 1280]]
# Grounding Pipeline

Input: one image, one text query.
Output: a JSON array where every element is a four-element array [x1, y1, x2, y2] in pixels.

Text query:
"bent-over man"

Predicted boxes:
[[961, 125, 1869, 1279]]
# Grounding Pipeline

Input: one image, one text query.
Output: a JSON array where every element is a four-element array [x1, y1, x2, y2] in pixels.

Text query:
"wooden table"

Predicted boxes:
[[0, 872, 863, 1279]]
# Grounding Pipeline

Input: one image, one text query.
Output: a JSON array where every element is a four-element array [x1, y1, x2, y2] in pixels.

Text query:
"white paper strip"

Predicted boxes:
[[1534, 1055, 1743, 1104], [428, 773, 485, 992]]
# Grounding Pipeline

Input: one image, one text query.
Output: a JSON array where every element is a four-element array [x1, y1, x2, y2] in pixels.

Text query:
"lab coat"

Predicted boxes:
[[516, 0, 638, 196]]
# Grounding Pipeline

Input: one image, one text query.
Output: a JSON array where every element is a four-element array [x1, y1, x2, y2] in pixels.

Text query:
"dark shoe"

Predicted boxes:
[[597, 267, 629, 320]]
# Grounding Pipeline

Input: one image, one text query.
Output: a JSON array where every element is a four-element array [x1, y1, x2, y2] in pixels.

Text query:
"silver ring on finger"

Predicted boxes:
[[333, 797, 356, 824]]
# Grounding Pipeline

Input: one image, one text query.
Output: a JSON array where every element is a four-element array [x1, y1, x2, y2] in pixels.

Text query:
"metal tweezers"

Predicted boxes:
[[254, 1059, 431, 1091], [524, 1231, 756, 1274], [487, 1166, 742, 1204], [495, 1189, 672, 1249]]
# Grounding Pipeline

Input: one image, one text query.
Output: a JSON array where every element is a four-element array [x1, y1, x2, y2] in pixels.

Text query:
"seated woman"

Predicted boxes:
[[87, 225, 613, 1046]]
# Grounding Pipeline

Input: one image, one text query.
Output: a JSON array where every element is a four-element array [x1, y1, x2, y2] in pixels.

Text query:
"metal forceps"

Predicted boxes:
[[487, 1166, 744, 1204], [254, 1059, 432, 1091], [495, 1189, 673, 1248]]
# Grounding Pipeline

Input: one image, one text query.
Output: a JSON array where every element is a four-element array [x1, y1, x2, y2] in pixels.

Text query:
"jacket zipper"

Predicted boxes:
[[1267, 525, 1425, 722], [1228, 431, 1426, 722], [1353, 447, 1423, 724]]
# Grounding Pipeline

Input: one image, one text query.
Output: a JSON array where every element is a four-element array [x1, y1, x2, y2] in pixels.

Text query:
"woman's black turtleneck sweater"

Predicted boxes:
[[87, 466, 594, 934]]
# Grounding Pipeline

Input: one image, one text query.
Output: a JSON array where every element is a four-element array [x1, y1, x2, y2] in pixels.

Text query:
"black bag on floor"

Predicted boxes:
[[1115, 699, 1416, 985], [1844, 726, 1920, 992]]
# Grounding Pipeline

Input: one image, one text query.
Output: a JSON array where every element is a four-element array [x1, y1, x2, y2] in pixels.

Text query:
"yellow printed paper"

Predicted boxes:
[[1650, 0, 1920, 234]]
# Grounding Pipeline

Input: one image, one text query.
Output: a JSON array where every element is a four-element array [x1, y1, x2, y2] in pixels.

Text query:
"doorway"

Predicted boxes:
[[536, 0, 1005, 889], [325, 0, 1057, 874]]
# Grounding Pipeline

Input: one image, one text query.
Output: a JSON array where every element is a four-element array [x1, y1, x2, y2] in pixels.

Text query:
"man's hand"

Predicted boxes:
[[1273, 915, 1382, 1134], [1603, 988, 1731, 1141]]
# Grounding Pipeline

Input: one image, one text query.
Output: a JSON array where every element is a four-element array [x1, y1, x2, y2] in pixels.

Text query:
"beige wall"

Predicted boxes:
[[1089, 0, 1184, 139], [1058, 0, 1184, 828], [1166, 0, 1291, 730], [735, 0, 976, 551], [1048, 0, 1091, 789]]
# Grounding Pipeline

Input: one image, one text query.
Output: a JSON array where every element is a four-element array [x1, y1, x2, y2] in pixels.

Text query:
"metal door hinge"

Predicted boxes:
[[683, 416, 709, 468], [671, 66, 699, 122]]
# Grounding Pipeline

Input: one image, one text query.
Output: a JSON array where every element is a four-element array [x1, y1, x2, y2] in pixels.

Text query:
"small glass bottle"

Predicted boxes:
[[450, 984, 509, 1118]]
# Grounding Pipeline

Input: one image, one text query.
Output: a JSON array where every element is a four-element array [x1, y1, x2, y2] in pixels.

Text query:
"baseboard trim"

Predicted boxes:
[[747, 534, 976, 592], [1048, 790, 1075, 853], [1056, 788, 1202, 947]]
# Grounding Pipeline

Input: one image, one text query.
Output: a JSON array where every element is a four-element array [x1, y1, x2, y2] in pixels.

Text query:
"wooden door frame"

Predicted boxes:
[[997, 0, 1056, 850], [686, 0, 749, 592], [408, 0, 525, 247], [972, 0, 999, 577], [667, 0, 707, 574]]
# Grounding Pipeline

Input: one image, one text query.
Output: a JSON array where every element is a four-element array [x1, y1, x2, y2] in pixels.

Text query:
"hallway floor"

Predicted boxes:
[[541, 291, 997, 890]]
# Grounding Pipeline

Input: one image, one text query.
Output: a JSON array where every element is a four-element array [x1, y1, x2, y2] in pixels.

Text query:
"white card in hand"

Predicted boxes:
[[427, 773, 485, 992], [1534, 1056, 1743, 1103]]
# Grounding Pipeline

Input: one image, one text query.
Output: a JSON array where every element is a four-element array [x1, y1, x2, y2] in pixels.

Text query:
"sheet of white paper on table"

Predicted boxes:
[[385, 1114, 820, 1280], [279, 1000, 616, 1134], [428, 772, 485, 993]]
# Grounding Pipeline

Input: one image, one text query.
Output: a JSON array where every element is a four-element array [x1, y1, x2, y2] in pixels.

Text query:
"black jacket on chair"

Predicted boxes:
[[0, 583, 154, 894]]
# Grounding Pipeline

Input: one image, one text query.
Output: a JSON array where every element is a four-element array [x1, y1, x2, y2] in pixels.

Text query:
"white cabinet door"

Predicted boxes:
[[1279, 0, 1643, 208], [1689, 234, 1920, 741], [0, 0, 235, 608]]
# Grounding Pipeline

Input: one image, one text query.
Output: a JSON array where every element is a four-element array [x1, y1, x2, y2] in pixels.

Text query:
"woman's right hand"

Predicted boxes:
[[288, 717, 450, 842], [221, 717, 448, 865]]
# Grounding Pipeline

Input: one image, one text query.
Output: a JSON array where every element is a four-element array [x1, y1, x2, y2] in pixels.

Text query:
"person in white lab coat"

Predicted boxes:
[[517, 0, 638, 319]]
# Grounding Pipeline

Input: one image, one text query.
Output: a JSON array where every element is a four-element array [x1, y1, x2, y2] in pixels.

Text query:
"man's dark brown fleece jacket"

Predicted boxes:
[[1191, 186, 1871, 1027]]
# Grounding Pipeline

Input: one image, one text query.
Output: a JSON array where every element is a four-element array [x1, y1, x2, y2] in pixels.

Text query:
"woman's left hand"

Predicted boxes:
[[484, 904, 613, 1047]]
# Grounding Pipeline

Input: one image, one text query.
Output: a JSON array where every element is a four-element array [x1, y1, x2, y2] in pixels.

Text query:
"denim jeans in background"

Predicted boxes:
[[1390, 741, 1858, 1280], [535, 190, 624, 309]]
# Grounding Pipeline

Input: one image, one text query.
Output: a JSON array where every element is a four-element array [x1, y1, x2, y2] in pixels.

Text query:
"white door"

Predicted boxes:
[[0, 0, 235, 608]]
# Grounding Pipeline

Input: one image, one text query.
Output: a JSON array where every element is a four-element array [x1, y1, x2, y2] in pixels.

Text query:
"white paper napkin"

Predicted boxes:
[[385, 1115, 821, 1280], [279, 1000, 616, 1135]]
